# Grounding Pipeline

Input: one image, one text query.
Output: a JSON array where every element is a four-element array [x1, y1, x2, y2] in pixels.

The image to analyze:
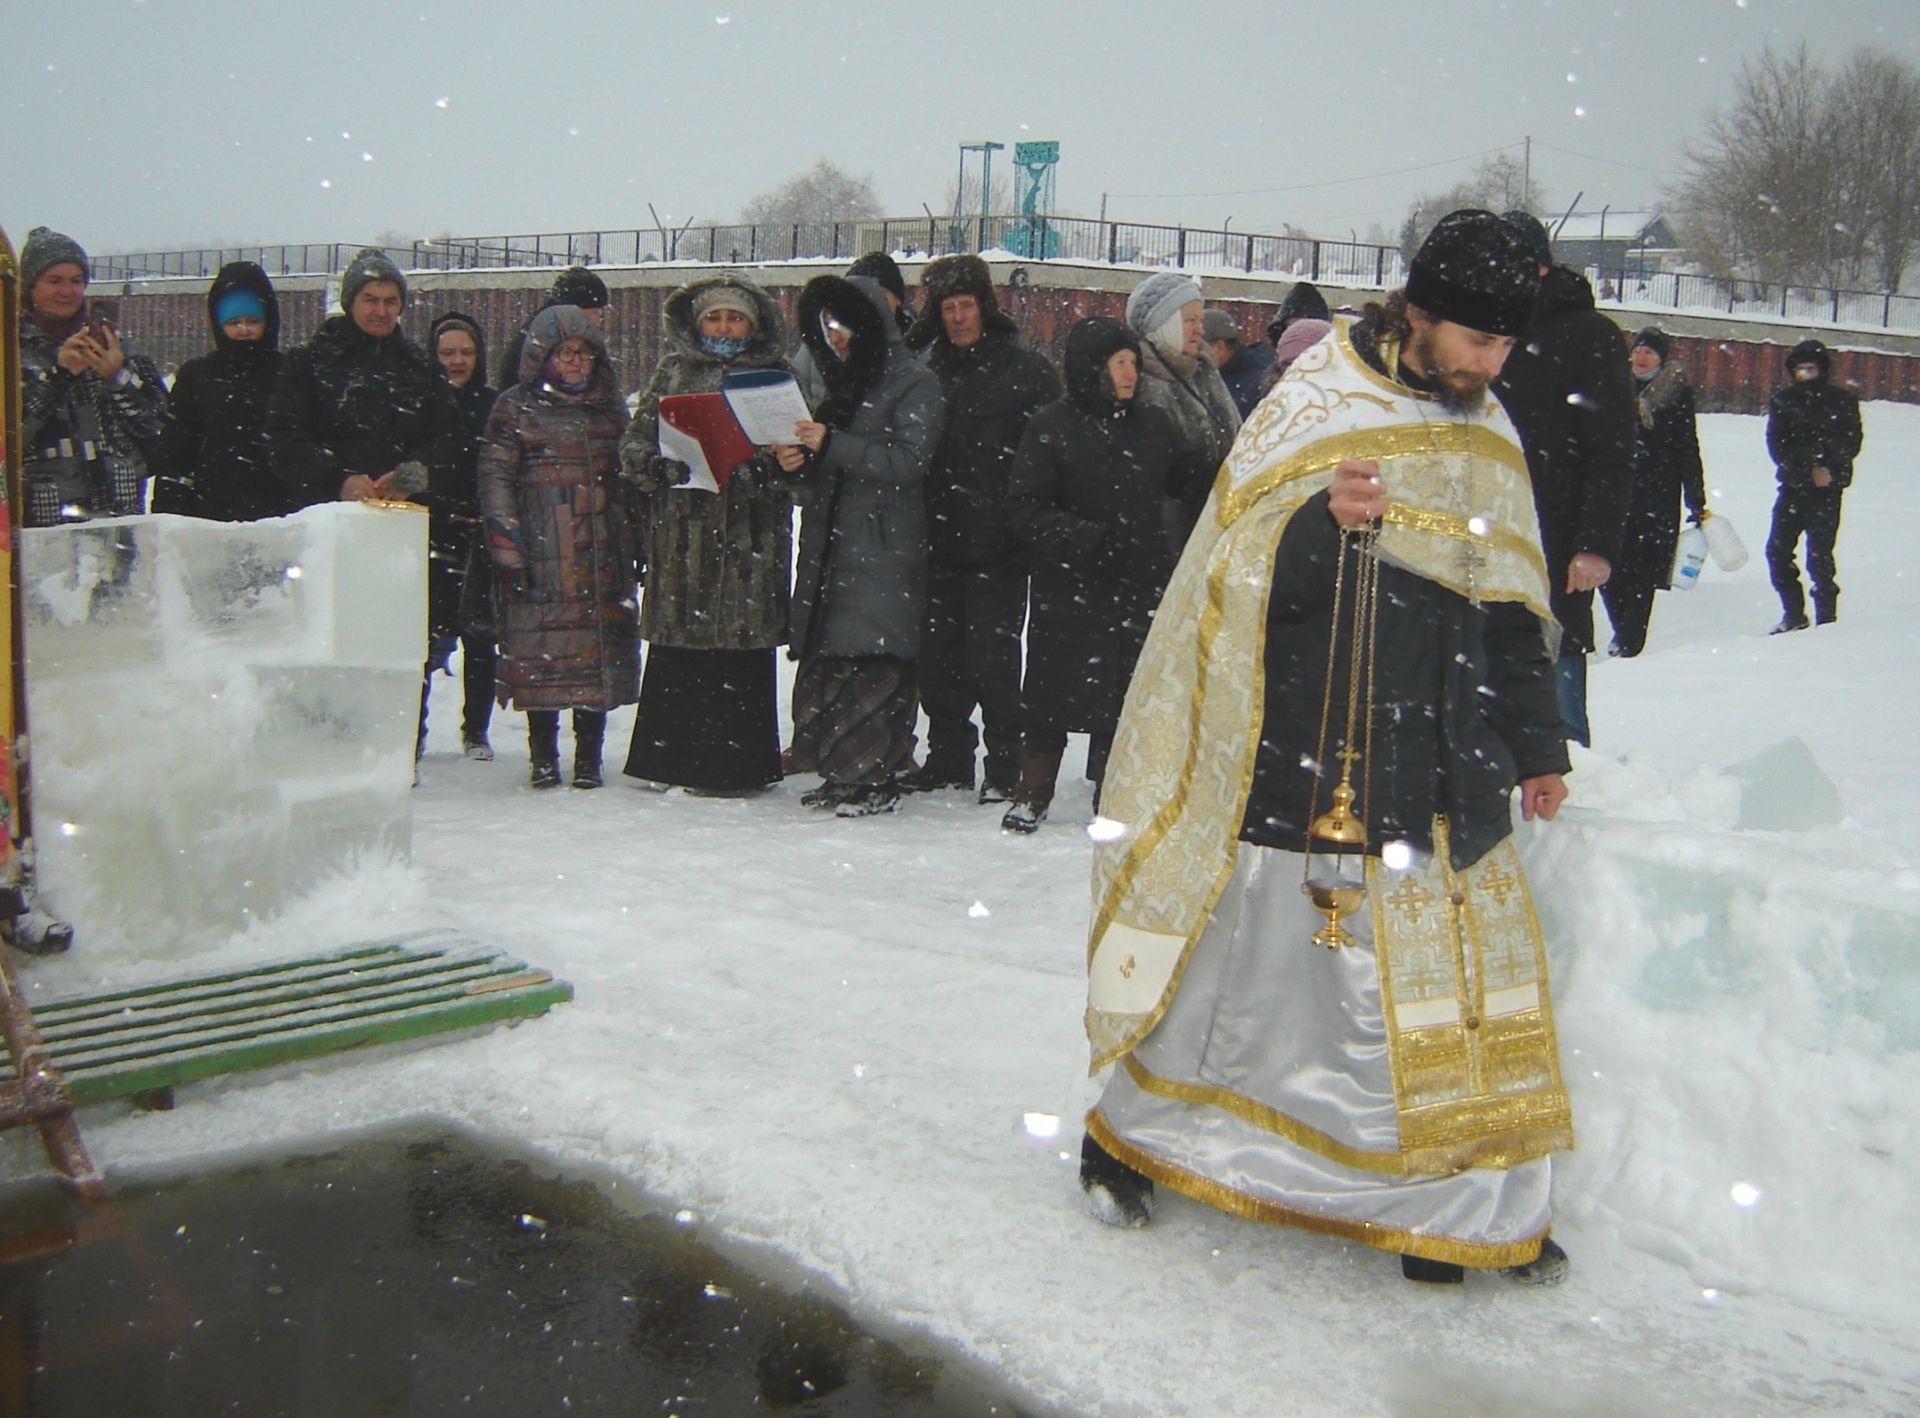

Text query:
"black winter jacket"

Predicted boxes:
[[1617, 364, 1706, 590], [1492, 266, 1635, 653], [156, 262, 293, 521], [267, 314, 458, 509], [1239, 490, 1569, 870], [425, 312, 498, 633], [1007, 317, 1177, 733], [921, 332, 1059, 566], [1766, 377, 1862, 491]]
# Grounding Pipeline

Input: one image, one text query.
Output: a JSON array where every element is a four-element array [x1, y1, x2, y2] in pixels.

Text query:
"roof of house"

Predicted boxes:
[[1549, 210, 1671, 244]]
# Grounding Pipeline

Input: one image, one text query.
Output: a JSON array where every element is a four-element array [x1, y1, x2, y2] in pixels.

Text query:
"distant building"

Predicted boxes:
[[1549, 210, 1680, 279]]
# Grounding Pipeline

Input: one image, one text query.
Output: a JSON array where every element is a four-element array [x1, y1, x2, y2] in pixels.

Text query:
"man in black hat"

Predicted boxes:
[[1764, 339, 1862, 632], [1077, 211, 1575, 1288], [1491, 210, 1634, 747], [495, 265, 612, 388], [897, 254, 1058, 802]]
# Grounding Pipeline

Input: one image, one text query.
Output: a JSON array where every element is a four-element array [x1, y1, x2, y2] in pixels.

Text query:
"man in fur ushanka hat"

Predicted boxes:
[[897, 255, 1059, 804], [1079, 211, 1581, 1288]]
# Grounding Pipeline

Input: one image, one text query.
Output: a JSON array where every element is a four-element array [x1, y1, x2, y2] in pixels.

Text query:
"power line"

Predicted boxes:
[[1105, 142, 1526, 202], [1533, 140, 1674, 178]]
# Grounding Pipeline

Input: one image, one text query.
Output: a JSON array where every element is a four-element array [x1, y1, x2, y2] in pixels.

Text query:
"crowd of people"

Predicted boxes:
[[11, 211, 1873, 1283], [12, 221, 1865, 810]]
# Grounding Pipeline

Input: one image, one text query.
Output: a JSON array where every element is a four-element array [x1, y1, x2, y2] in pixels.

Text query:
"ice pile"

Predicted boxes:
[[19, 503, 427, 954]]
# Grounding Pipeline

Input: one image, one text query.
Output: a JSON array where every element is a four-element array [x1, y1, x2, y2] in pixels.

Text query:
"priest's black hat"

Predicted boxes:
[[1404, 210, 1539, 338]]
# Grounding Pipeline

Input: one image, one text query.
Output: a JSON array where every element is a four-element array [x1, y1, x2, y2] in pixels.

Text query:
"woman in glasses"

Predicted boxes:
[[476, 306, 639, 790]]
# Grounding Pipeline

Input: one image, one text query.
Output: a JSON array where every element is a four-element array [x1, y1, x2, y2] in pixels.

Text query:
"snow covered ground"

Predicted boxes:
[[6, 405, 1917, 1416]]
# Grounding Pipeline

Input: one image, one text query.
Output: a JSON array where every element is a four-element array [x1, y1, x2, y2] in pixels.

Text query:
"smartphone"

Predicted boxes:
[[87, 296, 120, 340]]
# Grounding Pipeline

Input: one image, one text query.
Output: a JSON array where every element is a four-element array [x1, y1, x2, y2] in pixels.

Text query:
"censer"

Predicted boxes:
[[1301, 522, 1381, 949]]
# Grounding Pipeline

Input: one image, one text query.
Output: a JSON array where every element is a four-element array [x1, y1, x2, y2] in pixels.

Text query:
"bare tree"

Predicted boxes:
[[1829, 52, 1920, 290], [1674, 45, 1920, 292], [1399, 152, 1546, 260], [741, 159, 884, 257]]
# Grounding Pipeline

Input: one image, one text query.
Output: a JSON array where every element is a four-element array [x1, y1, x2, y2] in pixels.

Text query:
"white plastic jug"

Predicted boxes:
[[1671, 524, 1709, 589]]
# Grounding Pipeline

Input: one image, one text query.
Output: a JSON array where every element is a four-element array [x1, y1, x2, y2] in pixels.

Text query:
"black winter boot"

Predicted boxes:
[[1503, 1236, 1570, 1286], [1001, 748, 1063, 835], [527, 712, 561, 789], [529, 758, 562, 790], [1400, 1254, 1465, 1284], [1080, 1131, 1154, 1227], [572, 710, 606, 789]]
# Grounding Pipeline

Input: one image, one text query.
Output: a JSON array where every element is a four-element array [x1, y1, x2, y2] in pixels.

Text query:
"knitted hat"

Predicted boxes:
[[1125, 271, 1204, 339], [340, 247, 407, 310], [1631, 327, 1670, 362], [1272, 280, 1330, 337], [1501, 209, 1555, 271], [1276, 317, 1333, 366], [21, 226, 89, 293], [1200, 309, 1242, 345], [214, 289, 268, 326], [905, 253, 1018, 349], [550, 265, 609, 309], [847, 251, 908, 304], [690, 286, 756, 325], [1404, 210, 1539, 338], [1786, 338, 1830, 377]]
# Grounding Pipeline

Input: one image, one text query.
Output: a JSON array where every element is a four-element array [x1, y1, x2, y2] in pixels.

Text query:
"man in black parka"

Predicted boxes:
[[900, 255, 1060, 802], [1491, 211, 1634, 747], [1765, 339, 1863, 632], [268, 247, 458, 509]]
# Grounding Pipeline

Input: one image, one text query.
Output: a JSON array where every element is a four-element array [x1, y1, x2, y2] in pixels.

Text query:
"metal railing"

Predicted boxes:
[[87, 219, 1919, 332]]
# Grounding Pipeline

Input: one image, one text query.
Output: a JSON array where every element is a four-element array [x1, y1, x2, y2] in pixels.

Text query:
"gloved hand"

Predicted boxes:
[[656, 456, 693, 487], [728, 448, 781, 495]]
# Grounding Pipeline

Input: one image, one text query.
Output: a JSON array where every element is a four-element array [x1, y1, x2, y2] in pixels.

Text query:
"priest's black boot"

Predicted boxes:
[[1400, 1254, 1465, 1284], [1080, 1131, 1154, 1228]]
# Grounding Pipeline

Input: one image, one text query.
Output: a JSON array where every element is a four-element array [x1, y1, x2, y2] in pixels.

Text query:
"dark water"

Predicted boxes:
[[0, 1135, 1043, 1417]]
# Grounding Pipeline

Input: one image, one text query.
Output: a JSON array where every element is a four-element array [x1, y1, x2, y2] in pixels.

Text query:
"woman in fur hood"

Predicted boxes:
[[1601, 327, 1705, 658], [617, 273, 794, 794]]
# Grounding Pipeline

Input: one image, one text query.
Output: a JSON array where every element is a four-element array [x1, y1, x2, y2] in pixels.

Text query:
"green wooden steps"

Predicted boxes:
[[0, 931, 571, 1106]]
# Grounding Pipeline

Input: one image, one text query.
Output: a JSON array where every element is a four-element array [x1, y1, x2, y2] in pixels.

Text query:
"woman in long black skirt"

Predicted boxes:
[[617, 275, 795, 793]]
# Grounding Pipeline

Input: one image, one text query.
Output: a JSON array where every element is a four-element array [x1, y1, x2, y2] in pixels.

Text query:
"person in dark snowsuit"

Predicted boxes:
[[776, 274, 945, 818], [1000, 317, 1177, 832], [155, 261, 295, 521], [898, 254, 1059, 803], [1601, 327, 1704, 658], [1764, 338, 1863, 632], [1258, 281, 1334, 399], [476, 306, 639, 790], [1203, 308, 1275, 419], [426, 311, 501, 759], [617, 274, 795, 795], [494, 265, 611, 391], [17, 226, 165, 526], [1491, 211, 1634, 747]]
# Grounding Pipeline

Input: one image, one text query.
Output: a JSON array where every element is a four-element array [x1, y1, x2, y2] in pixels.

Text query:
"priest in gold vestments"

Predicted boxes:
[[1080, 210, 1576, 1285]]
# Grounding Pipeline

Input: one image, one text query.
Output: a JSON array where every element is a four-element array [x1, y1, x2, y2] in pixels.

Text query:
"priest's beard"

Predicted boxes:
[[1408, 327, 1492, 413]]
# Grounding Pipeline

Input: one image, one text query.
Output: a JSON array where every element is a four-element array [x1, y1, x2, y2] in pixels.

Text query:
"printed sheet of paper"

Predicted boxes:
[[721, 370, 813, 446]]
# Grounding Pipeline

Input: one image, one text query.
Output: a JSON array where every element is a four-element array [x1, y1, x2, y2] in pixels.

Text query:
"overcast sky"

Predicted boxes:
[[7, 0, 1918, 258]]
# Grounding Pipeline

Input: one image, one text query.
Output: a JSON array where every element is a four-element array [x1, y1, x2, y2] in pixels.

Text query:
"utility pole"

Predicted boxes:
[[1523, 135, 1532, 208]]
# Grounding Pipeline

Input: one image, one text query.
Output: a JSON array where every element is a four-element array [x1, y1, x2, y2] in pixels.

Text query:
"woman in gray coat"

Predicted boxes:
[[1125, 271, 1241, 554], [774, 275, 945, 817]]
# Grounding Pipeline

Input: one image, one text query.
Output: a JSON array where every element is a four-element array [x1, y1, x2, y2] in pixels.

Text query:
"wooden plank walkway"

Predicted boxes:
[[0, 931, 572, 1107]]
